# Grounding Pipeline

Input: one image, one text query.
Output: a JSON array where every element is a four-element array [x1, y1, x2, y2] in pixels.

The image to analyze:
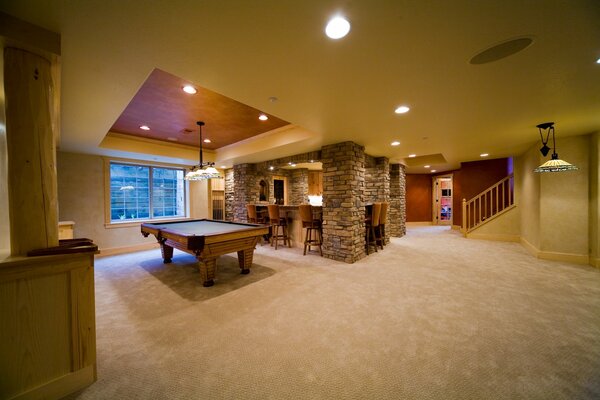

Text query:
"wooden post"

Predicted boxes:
[[462, 198, 467, 236], [4, 47, 59, 255]]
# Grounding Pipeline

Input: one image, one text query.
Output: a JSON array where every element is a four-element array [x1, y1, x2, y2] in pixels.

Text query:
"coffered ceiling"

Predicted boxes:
[[1, 1, 599, 173], [110, 69, 290, 150]]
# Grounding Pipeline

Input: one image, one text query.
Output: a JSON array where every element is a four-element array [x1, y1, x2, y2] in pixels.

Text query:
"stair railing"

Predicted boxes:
[[462, 173, 514, 233]]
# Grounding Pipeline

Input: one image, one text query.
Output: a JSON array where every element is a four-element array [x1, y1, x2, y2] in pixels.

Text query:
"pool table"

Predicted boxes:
[[141, 219, 269, 287]]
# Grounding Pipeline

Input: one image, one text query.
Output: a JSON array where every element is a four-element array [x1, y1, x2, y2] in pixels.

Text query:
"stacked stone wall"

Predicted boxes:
[[389, 163, 407, 237], [289, 169, 309, 205], [321, 142, 366, 263], [365, 156, 390, 242], [224, 169, 234, 221]]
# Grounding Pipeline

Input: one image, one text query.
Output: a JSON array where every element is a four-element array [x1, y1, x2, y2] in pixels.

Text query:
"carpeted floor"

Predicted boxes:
[[66, 226, 600, 399]]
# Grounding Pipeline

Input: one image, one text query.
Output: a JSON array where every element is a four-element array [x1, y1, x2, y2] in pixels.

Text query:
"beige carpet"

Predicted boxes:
[[66, 226, 600, 399]]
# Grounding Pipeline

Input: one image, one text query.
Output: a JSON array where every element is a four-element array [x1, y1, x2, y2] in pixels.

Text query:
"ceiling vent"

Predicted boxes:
[[470, 36, 534, 65]]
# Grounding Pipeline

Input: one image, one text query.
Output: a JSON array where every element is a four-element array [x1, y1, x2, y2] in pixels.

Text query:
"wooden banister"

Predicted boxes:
[[463, 173, 515, 234]]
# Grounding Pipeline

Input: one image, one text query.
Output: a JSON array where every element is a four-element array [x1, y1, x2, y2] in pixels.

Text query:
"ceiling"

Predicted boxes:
[[1, 1, 599, 173], [110, 69, 290, 150]]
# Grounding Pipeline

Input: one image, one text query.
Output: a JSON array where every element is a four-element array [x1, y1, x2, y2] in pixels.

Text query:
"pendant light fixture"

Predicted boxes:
[[184, 121, 223, 180], [533, 122, 578, 173]]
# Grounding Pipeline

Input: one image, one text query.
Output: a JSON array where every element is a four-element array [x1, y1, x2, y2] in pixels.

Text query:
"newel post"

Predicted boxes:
[[461, 198, 467, 236]]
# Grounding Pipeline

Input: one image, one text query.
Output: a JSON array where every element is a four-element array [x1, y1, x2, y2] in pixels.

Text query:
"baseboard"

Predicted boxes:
[[10, 364, 96, 400], [466, 232, 520, 242], [98, 242, 159, 257], [537, 251, 590, 265], [520, 237, 590, 265], [591, 257, 600, 268], [451, 225, 461, 230], [406, 221, 433, 226], [520, 237, 539, 257]]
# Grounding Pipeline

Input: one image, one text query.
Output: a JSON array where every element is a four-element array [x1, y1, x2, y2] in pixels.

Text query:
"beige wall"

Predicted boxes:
[[517, 143, 541, 249], [483, 134, 594, 264], [539, 135, 589, 256], [590, 132, 599, 266], [467, 206, 520, 240], [57, 151, 210, 252]]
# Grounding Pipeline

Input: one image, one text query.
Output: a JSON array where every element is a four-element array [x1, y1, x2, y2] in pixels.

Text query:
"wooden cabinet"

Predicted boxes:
[[308, 171, 323, 195]]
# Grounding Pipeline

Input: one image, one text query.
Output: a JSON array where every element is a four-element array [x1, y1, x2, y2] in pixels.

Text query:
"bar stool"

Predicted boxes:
[[247, 204, 269, 244], [365, 202, 381, 254], [299, 204, 322, 256], [376, 202, 389, 248], [267, 204, 290, 250]]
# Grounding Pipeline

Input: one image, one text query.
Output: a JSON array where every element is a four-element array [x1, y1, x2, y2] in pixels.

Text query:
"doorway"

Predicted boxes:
[[433, 175, 453, 225]]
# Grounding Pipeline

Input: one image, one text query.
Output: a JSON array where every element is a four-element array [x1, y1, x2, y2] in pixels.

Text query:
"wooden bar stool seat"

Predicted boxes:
[[267, 204, 291, 250], [376, 202, 389, 248], [247, 204, 269, 245], [365, 202, 382, 254], [299, 204, 322, 256]]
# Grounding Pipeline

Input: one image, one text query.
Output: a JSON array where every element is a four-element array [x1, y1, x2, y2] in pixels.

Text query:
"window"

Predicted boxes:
[[109, 162, 186, 222]]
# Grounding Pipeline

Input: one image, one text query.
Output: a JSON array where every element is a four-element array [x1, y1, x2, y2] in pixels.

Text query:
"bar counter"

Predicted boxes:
[[254, 204, 322, 248]]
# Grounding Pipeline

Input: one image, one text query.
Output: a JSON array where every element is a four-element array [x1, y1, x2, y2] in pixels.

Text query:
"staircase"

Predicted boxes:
[[462, 173, 515, 234]]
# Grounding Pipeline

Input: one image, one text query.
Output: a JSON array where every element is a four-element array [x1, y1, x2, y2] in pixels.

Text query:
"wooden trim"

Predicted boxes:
[[591, 257, 600, 269], [97, 242, 159, 257], [537, 251, 590, 265], [8, 364, 95, 400], [0, 253, 95, 283], [272, 175, 289, 205], [520, 237, 539, 258], [102, 158, 190, 225], [520, 237, 591, 265], [104, 217, 193, 229]]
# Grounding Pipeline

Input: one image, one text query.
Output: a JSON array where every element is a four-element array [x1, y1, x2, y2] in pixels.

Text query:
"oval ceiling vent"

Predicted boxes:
[[470, 36, 534, 65]]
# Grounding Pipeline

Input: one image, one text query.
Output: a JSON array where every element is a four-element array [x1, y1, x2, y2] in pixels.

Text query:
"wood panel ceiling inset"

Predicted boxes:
[[109, 68, 290, 150]]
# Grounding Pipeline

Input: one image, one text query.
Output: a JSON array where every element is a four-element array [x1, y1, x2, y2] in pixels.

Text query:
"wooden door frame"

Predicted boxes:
[[432, 174, 453, 225]]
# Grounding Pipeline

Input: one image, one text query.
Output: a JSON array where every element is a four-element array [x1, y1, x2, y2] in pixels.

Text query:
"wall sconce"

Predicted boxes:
[[185, 121, 223, 180], [533, 122, 578, 173]]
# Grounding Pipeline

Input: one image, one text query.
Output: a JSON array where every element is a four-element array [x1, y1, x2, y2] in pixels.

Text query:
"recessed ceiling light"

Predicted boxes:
[[391, 141, 400, 146], [269, 166, 274, 170], [140, 125, 150, 130], [220, 165, 227, 169], [480, 153, 489, 157], [291, 163, 296, 167], [424, 165, 431, 168], [325, 16, 350, 39], [596, 58, 600, 64], [431, 170, 437, 173], [203, 139, 211, 143], [394, 106, 410, 114], [182, 85, 197, 94], [408, 154, 416, 158], [259, 114, 268, 121]]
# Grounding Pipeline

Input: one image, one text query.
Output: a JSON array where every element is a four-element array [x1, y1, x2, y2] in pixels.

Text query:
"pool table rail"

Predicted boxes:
[[140, 219, 269, 287]]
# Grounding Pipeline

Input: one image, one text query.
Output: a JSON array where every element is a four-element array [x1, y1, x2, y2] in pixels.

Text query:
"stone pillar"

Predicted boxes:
[[224, 168, 234, 221], [289, 168, 308, 205], [364, 156, 390, 203], [321, 142, 366, 263], [389, 163, 406, 237], [5, 48, 58, 255], [233, 163, 258, 221]]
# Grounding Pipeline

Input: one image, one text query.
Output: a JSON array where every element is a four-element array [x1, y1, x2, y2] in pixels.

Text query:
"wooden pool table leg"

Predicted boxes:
[[237, 249, 254, 274], [198, 258, 217, 287], [159, 239, 173, 263]]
